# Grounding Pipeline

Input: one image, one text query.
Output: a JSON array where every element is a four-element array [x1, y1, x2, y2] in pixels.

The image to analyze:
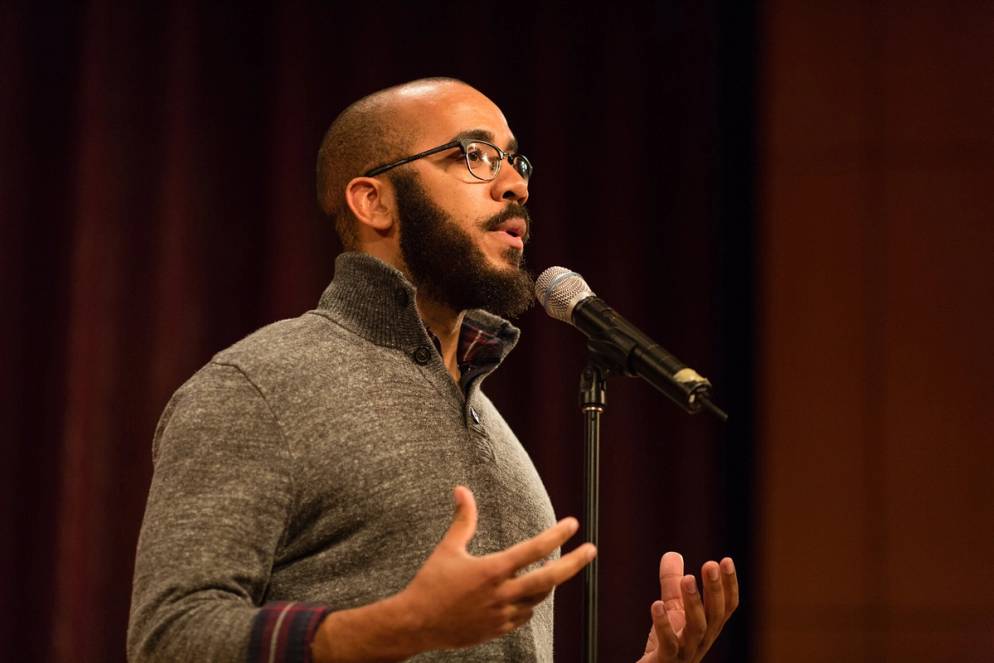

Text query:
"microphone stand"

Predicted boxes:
[[579, 358, 608, 663], [575, 335, 726, 663]]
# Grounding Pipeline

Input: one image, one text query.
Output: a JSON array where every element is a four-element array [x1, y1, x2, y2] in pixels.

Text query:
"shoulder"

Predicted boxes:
[[155, 312, 360, 442], [212, 310, 346, 371]]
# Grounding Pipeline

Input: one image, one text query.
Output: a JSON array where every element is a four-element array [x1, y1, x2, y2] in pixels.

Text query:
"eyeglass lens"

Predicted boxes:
[[464, 142, 531, 181]]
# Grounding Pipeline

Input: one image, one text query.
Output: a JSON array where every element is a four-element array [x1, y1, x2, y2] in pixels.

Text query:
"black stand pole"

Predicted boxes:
[[579, 361, 607, 663]]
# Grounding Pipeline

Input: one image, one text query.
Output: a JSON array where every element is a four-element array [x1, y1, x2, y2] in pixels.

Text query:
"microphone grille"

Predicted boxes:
[[535, 266, 595, 323]]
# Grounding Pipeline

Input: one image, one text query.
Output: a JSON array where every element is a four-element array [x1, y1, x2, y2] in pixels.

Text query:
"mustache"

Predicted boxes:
[[482, 203, 532, 243]]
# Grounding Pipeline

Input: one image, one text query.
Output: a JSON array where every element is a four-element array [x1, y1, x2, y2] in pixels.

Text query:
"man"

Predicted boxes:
[[128, 77, 738, 663]]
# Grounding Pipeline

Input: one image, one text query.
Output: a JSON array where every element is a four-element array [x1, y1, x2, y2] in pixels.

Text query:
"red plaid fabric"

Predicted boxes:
[[249, 602, 330, 663], [426, 319, 505, 392], [456, 320, 505, 390]]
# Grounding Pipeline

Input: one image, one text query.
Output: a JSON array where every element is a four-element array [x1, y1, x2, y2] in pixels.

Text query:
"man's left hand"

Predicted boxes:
[[637, 552, 739, 663]]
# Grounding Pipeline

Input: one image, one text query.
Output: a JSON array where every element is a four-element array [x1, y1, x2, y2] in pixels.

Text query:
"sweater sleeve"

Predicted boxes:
[[127, 362, 328, 662]]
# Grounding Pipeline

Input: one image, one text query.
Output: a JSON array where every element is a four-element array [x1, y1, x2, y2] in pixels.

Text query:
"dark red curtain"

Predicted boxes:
[[1, 3, 756, 661]]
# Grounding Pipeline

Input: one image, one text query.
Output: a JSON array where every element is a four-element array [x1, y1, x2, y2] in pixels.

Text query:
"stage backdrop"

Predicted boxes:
[[1, 3, 756, 662]]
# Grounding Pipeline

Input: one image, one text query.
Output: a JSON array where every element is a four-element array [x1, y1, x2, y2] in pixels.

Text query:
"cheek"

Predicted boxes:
[[419, 174, 495, 225]]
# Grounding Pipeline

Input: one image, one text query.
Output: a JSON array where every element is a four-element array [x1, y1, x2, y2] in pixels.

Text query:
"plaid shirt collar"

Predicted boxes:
[[427, 315, 514, 393]]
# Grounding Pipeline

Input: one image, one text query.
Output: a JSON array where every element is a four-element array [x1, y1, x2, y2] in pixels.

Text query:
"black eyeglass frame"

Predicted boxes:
[[362, 138, 532, 181]]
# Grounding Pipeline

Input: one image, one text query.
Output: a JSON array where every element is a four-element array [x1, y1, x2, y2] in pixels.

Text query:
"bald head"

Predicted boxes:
[[316, 77, 476, 249]]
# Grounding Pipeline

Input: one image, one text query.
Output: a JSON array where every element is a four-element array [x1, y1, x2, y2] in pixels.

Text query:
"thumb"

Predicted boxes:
[[443, 485, 477, 550]]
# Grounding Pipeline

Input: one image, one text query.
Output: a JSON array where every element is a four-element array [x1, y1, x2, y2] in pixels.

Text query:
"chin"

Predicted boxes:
[[495, 248, 524, 269]]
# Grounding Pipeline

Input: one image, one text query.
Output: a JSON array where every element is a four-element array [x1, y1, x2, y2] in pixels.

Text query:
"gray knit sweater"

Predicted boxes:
[[128, 253, 557, 662]]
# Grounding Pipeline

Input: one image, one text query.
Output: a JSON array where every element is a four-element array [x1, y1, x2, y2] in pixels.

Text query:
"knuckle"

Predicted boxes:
[[483, 560, 509, 583], [516, 579, 543, 600], [528, 582, 553, 600], [492, 587, 512, 606]]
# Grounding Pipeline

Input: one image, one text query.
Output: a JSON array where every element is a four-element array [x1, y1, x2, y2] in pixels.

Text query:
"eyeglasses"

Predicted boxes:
[[363, 138, 532, 182]]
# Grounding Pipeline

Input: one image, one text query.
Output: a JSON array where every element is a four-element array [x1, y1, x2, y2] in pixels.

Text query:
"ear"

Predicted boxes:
[[344, 176, 394, 233]]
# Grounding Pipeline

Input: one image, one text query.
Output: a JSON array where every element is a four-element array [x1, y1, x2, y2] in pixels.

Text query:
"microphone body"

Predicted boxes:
[[536, 267, 725, 419], [572, 296, 713, 414]]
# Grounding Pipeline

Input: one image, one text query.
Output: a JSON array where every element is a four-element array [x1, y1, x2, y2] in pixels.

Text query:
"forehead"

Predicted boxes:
[[399, 85, 516, 150]]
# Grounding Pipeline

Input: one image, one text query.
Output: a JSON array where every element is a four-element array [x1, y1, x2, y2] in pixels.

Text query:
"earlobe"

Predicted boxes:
[[345, 176, 394, 233]]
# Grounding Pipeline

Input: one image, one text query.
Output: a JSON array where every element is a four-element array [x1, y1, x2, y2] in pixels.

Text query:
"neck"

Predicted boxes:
[[358, 247, 467, 384], [415, 294, 465, 384]]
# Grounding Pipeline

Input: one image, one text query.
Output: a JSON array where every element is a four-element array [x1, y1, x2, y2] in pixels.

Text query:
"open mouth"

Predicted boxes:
[[492, 217, 528, 243]]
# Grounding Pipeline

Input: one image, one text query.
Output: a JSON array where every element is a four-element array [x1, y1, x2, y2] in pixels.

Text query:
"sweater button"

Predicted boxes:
[[412, 345, 432, 365], [394, 287, 409, 307]]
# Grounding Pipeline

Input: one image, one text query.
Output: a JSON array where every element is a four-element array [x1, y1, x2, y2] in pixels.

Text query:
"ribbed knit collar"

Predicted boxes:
[[316, 252, 521, 364]]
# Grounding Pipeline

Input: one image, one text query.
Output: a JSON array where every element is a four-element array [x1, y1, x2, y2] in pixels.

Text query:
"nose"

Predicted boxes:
[[492, 161, 529, 205]]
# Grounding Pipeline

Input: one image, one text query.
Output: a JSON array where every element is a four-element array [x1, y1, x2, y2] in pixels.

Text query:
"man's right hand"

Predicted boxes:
[[399, 485, 596, 650], [310, 486, 595, 663]]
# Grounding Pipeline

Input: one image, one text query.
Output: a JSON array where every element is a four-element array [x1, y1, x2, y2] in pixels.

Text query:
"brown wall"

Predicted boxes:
[[758, 3, 994, 661]]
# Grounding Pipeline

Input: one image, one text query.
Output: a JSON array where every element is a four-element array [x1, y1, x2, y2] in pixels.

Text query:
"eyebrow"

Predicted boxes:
[[449, 129, 519, 153]]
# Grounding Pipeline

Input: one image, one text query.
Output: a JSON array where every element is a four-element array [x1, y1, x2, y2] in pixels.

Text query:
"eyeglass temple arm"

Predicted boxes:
[[363, 141, 461, 177]]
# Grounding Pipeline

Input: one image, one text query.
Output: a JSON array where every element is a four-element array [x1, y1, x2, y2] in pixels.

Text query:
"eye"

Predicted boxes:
[[464, 143, 485, 162]]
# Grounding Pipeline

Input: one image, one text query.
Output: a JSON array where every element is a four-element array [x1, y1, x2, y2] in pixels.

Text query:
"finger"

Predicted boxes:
[[442, 485, 477, 550], [497, 610, 532, 635], [489, 517, 580, 573], [509, 605, 534, 627], [650, 601, 680, 659], [701, 561, 725, 646], [497, 604, 534, 635], [659, 551, 685, 602], [720, 557, 739, 616], [680, 575, 707, 654], [659, 552, 686, 633], [512, 592, 549, 609], [499, 543, 596, 601]]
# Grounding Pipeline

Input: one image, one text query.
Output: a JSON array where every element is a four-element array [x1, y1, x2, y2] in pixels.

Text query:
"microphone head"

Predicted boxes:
[[535, 266, 595, 323]]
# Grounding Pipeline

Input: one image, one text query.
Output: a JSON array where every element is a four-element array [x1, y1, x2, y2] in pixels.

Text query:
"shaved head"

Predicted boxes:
[[316, 77, 472, 248]]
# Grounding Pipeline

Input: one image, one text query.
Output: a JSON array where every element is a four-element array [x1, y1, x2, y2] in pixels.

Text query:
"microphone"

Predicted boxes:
[[535, 266, 727, 422]]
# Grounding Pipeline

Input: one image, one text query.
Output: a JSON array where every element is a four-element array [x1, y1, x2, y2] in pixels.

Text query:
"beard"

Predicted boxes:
[[391, 171, 535, 319]]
